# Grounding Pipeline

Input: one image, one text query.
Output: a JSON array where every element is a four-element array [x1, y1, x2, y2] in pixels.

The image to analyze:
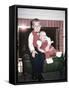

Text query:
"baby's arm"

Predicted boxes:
[[47, 37, 54, 45], [37, 40, 45, 53], [45, 45, 50, 52], [45, 37, 54, 52]]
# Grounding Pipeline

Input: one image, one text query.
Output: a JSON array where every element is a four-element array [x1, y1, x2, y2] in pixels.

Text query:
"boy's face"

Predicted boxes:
[[32, 21, 41, 32]]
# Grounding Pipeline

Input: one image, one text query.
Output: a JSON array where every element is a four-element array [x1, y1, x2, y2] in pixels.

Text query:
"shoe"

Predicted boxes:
[[38, 73, 44, 81], [56, 52, 62, 57], [32, 73, 38, 80]]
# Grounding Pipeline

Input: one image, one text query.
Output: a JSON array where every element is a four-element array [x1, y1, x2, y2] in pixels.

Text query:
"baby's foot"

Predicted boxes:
[[46, 58, 53, 64], [56, 52, 62, 57]]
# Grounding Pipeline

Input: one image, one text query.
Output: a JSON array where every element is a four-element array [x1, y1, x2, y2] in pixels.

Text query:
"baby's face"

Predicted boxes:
[[40, 32, 46, 42]]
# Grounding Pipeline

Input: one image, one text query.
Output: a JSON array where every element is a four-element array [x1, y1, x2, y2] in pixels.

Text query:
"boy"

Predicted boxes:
[[28, 19, 45, 81]]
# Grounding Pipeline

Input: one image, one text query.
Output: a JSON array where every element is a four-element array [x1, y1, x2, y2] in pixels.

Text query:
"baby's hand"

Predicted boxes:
[[48, 40, 54, 46], [51, 41, 54, 44], [45, 47, 49, 52]]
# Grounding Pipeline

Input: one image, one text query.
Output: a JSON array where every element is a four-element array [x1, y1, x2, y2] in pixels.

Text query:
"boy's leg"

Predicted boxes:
[[32, 52, 45, 80]]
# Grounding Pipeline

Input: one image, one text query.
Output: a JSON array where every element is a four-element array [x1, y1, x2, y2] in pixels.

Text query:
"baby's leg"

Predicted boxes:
[[49, 46, 62, 57], [48, 47, 56, 57], [45, 52, 54, 64]]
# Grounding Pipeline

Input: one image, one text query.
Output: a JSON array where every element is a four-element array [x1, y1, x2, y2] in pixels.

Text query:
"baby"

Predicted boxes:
[[37, 31, 62, 64]]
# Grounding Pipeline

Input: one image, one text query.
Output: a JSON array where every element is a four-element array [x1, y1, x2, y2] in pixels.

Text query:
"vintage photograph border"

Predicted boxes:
[[12, 5, 67, 85]]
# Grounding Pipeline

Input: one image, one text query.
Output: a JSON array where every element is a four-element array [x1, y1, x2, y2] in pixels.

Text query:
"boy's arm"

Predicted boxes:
[[28, 33, 38, 58], [38, 47, 45, 53], [37, 40, 45, 53], [28, 32, 35, 53]]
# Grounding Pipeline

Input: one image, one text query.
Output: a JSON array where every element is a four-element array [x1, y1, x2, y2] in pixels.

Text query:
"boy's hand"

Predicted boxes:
[[32, 51, 38, 58]]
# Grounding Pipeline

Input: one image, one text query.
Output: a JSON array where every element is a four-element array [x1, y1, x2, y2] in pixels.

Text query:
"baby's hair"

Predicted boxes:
[[40, 31, 46, 36]]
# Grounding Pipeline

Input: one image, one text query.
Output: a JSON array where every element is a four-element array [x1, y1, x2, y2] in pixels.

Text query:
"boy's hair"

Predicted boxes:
[[31, 18, 40, 29]]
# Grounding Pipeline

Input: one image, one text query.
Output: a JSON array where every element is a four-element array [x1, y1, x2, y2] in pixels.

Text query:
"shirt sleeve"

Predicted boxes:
[[28, 32, 35, 53]]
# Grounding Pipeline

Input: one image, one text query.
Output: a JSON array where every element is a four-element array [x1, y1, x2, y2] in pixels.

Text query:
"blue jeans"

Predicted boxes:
[[32, 50, 45, 75]]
